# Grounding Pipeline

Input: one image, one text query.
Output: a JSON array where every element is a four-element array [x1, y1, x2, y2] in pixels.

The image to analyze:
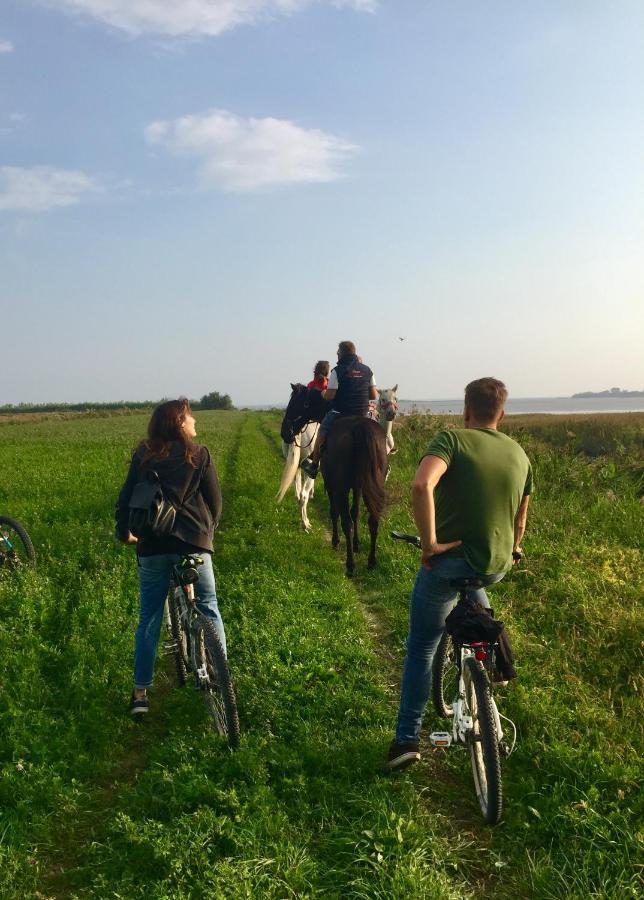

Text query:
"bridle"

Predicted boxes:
[[283, 388, 321, 448], [378, 395, 399, 421]]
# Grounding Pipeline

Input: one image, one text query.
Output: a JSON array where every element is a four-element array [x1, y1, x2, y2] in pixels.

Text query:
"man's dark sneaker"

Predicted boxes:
[[383, 740, 420, 773], [300, 458, 319, 479], [128, 693, 149, 716]]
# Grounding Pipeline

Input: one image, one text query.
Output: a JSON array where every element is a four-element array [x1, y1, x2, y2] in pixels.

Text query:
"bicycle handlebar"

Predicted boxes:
[[390, 531, 421, 548]]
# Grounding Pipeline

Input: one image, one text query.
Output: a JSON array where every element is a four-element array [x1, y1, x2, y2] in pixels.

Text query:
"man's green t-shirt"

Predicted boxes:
[[425, 428, 533, 575]]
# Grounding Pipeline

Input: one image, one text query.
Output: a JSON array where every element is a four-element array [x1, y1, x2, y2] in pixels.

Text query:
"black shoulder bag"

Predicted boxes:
[[128, 470, 176, 539]]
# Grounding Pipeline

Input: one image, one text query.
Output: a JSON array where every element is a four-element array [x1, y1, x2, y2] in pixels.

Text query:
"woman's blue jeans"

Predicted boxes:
[[134, 552, 226, 690], [395, 556, 504, 744]]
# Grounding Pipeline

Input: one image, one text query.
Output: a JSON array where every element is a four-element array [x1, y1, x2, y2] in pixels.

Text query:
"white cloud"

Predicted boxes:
[[145, 108, 358, 191], [0, 39, 14, 53], [42, 1, 376, 38], [0, 166, 98, 212]]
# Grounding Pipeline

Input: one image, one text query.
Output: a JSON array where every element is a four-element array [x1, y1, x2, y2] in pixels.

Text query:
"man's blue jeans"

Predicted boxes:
[[395, 556, 504, 744], [134, 552, 226, 690]]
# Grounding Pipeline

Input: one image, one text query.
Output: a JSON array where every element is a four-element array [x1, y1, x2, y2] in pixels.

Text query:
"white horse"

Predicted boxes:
[[276, 383, 327, 532], [276, 422, 318, 532], [377, 385, 399, 454]]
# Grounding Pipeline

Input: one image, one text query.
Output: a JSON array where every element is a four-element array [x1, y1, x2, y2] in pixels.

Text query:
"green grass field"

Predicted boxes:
[[0, 410, 642, 898]]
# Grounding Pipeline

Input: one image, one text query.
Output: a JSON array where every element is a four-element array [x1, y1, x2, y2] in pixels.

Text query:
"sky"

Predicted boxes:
[[1, 0, 643, 406]]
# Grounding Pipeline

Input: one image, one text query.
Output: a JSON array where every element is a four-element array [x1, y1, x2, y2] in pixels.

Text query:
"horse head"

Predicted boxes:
[[378, 384, 399, 422], [280, 383, 329, 443]]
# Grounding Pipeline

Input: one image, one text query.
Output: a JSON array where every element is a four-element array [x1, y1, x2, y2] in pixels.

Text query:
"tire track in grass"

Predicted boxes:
[[256, 413, 496, 895], [38, 411, 472, 898], [36, 412, 248, 898], [212, 412, 475, 898]]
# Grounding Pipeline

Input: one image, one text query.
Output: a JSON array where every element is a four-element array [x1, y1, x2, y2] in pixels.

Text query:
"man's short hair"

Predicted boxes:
[[464, 377, 508, 422], [338, 340, 356, 357]]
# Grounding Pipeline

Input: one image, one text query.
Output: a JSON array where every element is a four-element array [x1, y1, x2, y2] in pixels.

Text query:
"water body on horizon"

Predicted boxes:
[[399, 397, 644, 415]]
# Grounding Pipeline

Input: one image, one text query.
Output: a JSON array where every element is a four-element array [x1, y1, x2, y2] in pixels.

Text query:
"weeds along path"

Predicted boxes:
[[0, 411, 245, 897]]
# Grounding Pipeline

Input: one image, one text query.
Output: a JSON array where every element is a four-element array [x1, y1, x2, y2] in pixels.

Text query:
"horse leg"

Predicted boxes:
[[294, 467, 302, 502], [338, 491, 355, 576], [351, 488, 361, 552], [329, 495, 340, 549], [367, 511, 379, 569], [300, 477, 313, 532]]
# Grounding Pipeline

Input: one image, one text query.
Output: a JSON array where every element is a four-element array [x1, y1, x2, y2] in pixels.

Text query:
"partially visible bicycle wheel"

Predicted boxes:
[[194, 616, 240, 749], [168, 589, 190, 687], [463, 656, 502, 824], [0, 516, 36, 569], [431, 632, 458, 717]]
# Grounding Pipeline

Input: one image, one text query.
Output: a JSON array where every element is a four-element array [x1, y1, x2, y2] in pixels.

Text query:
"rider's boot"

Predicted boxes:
[[301, 435, 324, 478]]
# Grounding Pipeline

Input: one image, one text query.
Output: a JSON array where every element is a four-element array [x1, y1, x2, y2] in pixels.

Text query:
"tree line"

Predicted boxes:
[[0, 391, 234, 415]]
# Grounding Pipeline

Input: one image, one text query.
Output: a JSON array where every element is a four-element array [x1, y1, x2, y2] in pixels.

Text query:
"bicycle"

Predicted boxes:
[[0, 516, 36, 568], [164, 554, 240, 749], [391, 531, 517, 824]]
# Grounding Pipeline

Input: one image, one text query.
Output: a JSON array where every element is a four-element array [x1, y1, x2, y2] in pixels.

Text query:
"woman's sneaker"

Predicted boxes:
[[128, 693, 149, 716], [383, 740, 420, 772]]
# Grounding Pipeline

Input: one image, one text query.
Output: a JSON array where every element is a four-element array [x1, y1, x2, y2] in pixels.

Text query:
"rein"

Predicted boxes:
[[293, 423, 317, 454]]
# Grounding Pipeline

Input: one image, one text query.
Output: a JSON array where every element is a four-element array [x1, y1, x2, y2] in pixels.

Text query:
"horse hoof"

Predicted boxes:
[[346, 569, 354, 578], [368, 558, 376, 569]]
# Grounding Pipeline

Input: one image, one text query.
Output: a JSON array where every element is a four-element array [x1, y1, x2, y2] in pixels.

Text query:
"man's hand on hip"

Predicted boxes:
[[421, 539, 462, 569]]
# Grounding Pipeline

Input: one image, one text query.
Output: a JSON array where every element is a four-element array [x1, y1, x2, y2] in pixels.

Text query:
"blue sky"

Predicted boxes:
[[1, 1, 642, 405]]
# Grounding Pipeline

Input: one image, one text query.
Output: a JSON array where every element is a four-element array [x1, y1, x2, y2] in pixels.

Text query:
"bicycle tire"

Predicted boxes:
[[463, 656, 502, 824], [168, 589, 189, 687], [194, 616, 240, 749], [0, 516, 36, 568], [431, 631, 458, 718]]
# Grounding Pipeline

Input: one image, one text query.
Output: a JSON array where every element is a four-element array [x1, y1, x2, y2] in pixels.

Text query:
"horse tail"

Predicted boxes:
[[276, 441, 301, 502], [353, 421, 386, 518]]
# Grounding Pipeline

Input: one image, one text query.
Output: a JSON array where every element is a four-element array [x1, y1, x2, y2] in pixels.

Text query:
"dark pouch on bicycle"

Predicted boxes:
[[445, 597, 517, 681], [128, 470, 176, 539]]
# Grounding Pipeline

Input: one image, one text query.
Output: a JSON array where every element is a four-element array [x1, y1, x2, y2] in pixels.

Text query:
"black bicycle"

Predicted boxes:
[[165, 555, 240, 748], [0, 516, 36, 568], [391, 531, 517, 824]]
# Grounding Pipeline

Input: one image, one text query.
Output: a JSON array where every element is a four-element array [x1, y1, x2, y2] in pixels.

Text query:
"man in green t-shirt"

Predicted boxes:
[[384, 377, 532, 772]]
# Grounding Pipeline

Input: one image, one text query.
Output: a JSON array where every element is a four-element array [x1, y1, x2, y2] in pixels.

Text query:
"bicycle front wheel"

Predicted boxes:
[[463, 656, 502, 824], [168, 589, 190, 687], [0, 516, 36, 569], [431, 632, 458, 717], [194, 616, 240, 749]]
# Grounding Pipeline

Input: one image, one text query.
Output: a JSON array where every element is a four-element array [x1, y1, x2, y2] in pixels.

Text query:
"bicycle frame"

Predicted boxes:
[[169, 556, 214, 690]]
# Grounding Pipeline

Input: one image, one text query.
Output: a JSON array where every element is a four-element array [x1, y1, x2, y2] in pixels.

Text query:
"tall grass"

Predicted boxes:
[[0, 410, 641, 897]]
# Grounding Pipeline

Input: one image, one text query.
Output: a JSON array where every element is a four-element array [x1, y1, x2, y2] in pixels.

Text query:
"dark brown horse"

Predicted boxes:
[[321, 416, 388, 576]]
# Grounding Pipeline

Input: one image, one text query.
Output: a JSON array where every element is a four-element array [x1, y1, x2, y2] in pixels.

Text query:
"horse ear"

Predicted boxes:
[[393, 384, 398, 393], [290, 383, 297, 391]]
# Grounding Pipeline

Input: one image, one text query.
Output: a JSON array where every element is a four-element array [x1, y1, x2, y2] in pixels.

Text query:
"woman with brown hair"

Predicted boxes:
[[115, 399, 224, 716], [307, 360, 330, 392]]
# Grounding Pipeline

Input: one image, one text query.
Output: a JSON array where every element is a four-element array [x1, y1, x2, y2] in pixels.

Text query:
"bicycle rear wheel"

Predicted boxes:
[[168, 589, 190, 687], [431, 632, 458, 717], [194, 616, 240, 749], [0, 516, 36, 569], [463, 656, 502, 824]]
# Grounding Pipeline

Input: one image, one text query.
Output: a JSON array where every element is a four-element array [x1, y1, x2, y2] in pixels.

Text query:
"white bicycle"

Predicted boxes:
[[392, 532, 517, 824]]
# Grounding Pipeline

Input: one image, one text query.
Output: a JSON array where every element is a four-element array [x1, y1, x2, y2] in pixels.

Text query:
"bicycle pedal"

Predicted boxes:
[[429, 731, 452, 748], [499, 741, 511, 757]]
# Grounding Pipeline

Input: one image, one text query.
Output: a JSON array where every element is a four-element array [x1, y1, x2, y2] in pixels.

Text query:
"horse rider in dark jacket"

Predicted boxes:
[[301, 340, 378, 478]]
